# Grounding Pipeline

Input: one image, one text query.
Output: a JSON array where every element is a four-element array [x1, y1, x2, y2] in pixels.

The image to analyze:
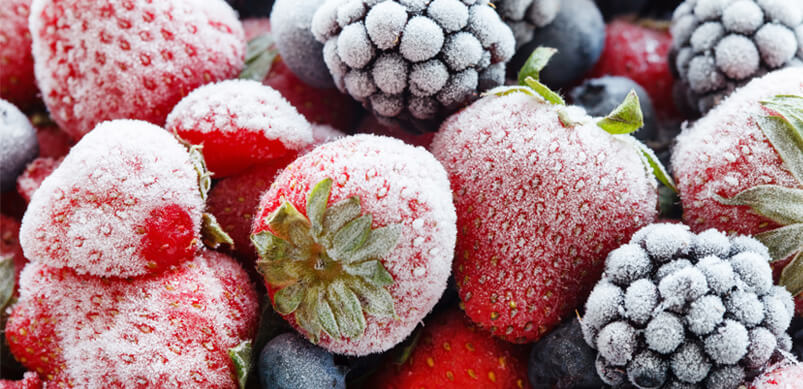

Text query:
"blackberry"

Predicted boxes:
[[493, 0, 560, 47], [0, 99, 38, 191], [669, 0, 803, 115], [311, 0, 516, 131], [528, 317, 604, 389], [581, 223, 795, 388]]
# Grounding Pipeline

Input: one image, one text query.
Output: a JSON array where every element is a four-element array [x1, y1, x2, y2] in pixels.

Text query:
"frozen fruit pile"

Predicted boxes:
[[2, 0, 803, 388]]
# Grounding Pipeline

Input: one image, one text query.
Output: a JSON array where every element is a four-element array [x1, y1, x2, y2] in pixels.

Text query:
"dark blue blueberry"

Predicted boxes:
[[528, 317, 604, 389], [569, 76, 658, 142], [0, 100, 38, 192], [258, 332, 348, 389], [270, 0, 333, 88], [226, 0, 274, 18], [594, 0, 648, 19], [511, 0, 605, 90]]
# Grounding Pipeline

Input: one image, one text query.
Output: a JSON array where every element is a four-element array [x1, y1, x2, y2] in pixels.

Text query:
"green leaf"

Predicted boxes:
[[345, 260, 394, 287], [327, 280, 367, 339], [756, 100, 803, 183], [630, 139, 677, 192], [348, 224, 402, 264], [481, 85, 536, 98], [251, 231, 289, 261], [239, 33, 278, 82], [756, 223, 803, 261], [257, 259, 302, 288], [0, 255, 14, 314], [228, 341, 252, 389], [307, 178, 332, 237], [322, 196, 362, 241], [523, 76, 565, 106], [780, 251, 803, 296], [332, 215, 372, 257], [517, 47, 557, 85], [350, 279, 395, 319], [716, 185, 803, 225], [597, 90, 644, 135], [273, 282, 306, 315], [201, 213, 234, 249], [316, 299, 340, 339], [295, 285, 323, 343], [268, 201, 314, 248]]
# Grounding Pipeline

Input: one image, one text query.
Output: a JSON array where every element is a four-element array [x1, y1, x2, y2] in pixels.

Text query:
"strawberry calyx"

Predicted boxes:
[[228, 340, 252, 389], [251, 178, 401, 343], [716, 94, 803, 296], [0, 254, 14, 316], [239, 33, 279, 82]]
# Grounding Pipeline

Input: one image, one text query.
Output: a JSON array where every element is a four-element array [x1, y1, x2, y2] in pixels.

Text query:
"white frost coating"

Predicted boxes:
[[686, 294, 726, 335], [688, 55, 725, 93], [19, 120, 204, 278], [624, 279, 658, 325], [11, 251, 257, 388], [364, 1, 408, 49], [338, 22, 376, 69], [582, 281, 625, 345], [442, 32, 483, 71], [670, 342, 711, 383], [754, 23, 798, 68], [645, 312, 685, 354], [409, 60, 449, 96], [692, 229, 731, 258], [28, 0, 245, 140], [696, 256, 737, 295], [690, 22, 725, 52], [605, 244, 652, 286], [372, 54, 408, 95], [658, 267, 709, 309], [745, 327, 777, 367], [344, 70, 377, 98], [694, 0, 729, 20], [399, 16, 445, 62], [757, 0, 803, 27], [255, 134, 456, 356], [704, 319, 749, 364], [730, 251, 773, 294], [427, 0, 469, 32], [166, 79, 313, 149], [597, 321, 636, 366], [722, 1, 764, 34], [641, 224, 693, 261], [724, 290, 765, 325], [763, 291, 794, 335], [715, 34, 760, 79]]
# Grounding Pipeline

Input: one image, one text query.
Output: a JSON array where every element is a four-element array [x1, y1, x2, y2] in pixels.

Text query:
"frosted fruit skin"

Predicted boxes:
[[672, 67, 803, 236], [5, 250, 259, 388], [19, 120, 204, 278], [252, 134, 457, 355], [29, 0, 245, 140], [165, 79, 314, 178], [0, 0, 38, 109], [431, 92, 658, 342]]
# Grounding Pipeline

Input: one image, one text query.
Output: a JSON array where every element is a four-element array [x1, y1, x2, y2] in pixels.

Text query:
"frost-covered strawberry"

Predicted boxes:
[[31, 114, 73, 160], [19, 120, 206, 278], [5, 250, 258, 388], [16, 156, 61, 203], [29, 0, 245, 140], [672, 68, 803, 301], [431, 51, 661, 342], [750, 360, 803, 389], [165, 79, 314, 178], [251, 134, 456, 355], [0, 0, 38, 109], [0, 372, 43, 389]]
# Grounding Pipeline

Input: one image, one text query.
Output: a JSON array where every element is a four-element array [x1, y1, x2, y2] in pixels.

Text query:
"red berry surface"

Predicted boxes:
[[0, 0, 38, 110], [0, 372, 43, 389], [16, 157, 61, 203], [750, 361, 803, 389]]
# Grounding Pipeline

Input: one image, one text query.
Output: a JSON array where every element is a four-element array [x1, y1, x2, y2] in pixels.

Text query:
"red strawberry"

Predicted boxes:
[[16, 156, 61, 203], [29, 0, 245, 140], [1, 214, 27, 281], [19, 120, 206, 278], [0, 0, 38, 110], [750, 361, 803, 389], [251, 134, 456, 355], [4, 250, 258, 388], [369, 308, 531, 389], [0, 372, 43, 389], [587, 19, 678, 119], [30, 114, 73, 159], [431, 82, 659, 342], [241, 18, 362, 131], [165, 79, 314, 178], [672, 68, 803, 313]]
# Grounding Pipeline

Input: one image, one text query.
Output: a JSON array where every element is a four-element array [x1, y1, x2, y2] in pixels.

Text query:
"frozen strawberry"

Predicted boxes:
[[29, 0, 245, 140], [0, 372, 43, 389], [1, 214, 27, 281], [30, 114, 73, 159], [588, 19, 678, 118], [431, 54, 660, 342], [165, 79, 313, 178], [241, 18, 362, 131], [16, 157, 60, 203], [251, 134, 456, 355], [369, 308, 531, 389], [0, 0, 38, 110], [5, 250, 259, 388], [750, 361, 803, 389], [19, 120, 206, 278]]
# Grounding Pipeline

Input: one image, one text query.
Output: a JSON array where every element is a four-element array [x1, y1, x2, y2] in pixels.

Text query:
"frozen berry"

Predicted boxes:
[[270, 0, 333, 88], [494, 0, 561, 47], [0, 100, 38, 192], [570, 76, 659, 141], [0, 0, 38, 109], [258, 333, 348, 389], [528, 318, 604, 388]]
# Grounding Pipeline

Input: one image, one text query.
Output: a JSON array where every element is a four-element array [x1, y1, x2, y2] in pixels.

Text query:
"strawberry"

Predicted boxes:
[[672, 67, 803, 313], [30, 114, 73, 160], [240, 18, 362, 131], [750, 361, 803, 389], [29, 0, 245, 140], [165, 79, 314, 178], [1, 214, 27, 281], [430, 50, 661, 342], [0, 0, 38, 110], [16, 156, 61, 203], [0, 215, 27, 380], [251, 134, 457, 355], [369, 308, 531, 389], [587, 19, 679, 119], [4, 250, 258, 388], [19, 120, 206, 278], [0, 372, 43, 389]]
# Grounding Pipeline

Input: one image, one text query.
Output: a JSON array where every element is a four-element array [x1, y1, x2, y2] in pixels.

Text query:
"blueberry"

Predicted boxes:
[[528, 318, 605, 389], [0, 100, 38, 192], [510, 0, 605, 89], [594, 0, 648, 19], [226, 0, 274, 18], [569, 76, 658, 141], [271, 0, 334, 88], [258, 332, 348, 389]]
